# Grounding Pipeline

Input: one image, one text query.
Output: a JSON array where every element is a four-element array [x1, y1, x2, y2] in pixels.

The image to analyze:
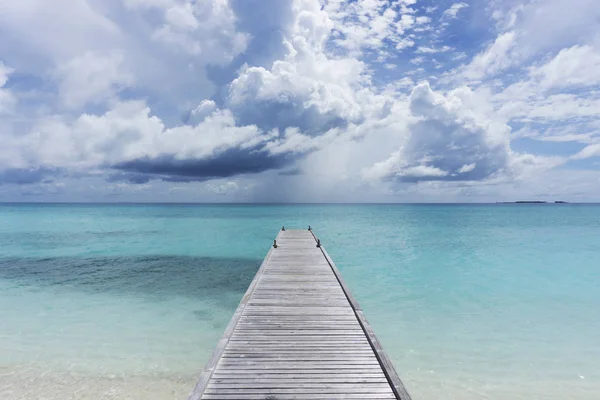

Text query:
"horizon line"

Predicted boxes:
[[0, 201, 595, 205]]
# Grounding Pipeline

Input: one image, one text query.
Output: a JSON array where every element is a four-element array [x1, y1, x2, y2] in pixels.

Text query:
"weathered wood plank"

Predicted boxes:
[[188, 229, 411, 400]]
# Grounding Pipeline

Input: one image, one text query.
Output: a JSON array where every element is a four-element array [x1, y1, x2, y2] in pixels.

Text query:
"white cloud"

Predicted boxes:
[[2, 0, 400, 189], [416, 45, 452, 54], [415, 16, 431, 25], [0, 62, 16, 114], [364, 82, 535, 183], [395, 37, 416, 51], [226, 0, 392, 134], [205, 180, 239, 195], [513, 123, 600, 144], [490, 44, 600, 125], [459, 31, 517, 81], [499, 93, 600, 122], [0, 0, 121, 67], [1, 0, 598, 201], [457, 163, 476, 173], [528, 45, 600, 90], [324, 0, 424, 57], [13, 101, 266, 169], [394, 77, 415, 88], [152, 25, 203, 55], [165, 2, 198, 31], [188, 100, 218, 125], [512, 0, 600, 56], [442, 3, 469, 20], [451, 52, 468, 61], [0, 62, 12, 87], [227, 58, 366, 131], [468, 0, 600, 84], [264, 127, 337, 156], [148, 0, 250, 57], [0, 0, 242, 137], [122, 0, 175, 9], [56, 51, 133, 109], [573, 144, 600, 160]]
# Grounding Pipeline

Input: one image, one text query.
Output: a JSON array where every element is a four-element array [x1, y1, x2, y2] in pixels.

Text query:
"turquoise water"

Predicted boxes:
[[0, 204, 599, 399]]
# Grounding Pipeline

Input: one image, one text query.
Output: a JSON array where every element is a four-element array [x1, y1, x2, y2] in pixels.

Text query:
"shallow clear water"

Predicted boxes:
[[0, 204, 599, 399]]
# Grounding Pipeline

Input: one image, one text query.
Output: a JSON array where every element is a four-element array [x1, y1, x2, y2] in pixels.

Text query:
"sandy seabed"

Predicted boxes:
[[1, 365, 597, 400], [0, 366, 197, 400]]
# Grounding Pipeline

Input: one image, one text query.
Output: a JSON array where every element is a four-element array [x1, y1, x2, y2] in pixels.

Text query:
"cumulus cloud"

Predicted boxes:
[[511, 0, 600, 56], [4, 0, 382, 187], [128, 0, 249, 58], [416, 45, 452, 54], [0, 62, 16, 113], [455, 0, 600, 85], [186, 99, 218, 125], [0, 0, 253, 122], [573, 144, 600, 160], [0, 0, 596, 201], [490, 44, 600, 125], [16, 101, 284, 171], [227, 60, 364, 133], [499, 93, 600, 123], [0, 0, 120, 66], [324, 0, 431, 57], [0, 167, 62, 185], [459, 31, 517, 81], [225, 0, 392, 134], [56, 51, 133, 109], [5, 96, 316, 182], [442, 3, 469, 20], [528, 45, 600, 90], [205, 0, 298, 92], [365, 82, 512, 182], [205, 180, 240, 195]]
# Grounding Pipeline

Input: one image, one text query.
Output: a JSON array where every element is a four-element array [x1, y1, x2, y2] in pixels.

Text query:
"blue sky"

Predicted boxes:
[[1, 0, 600, 202]]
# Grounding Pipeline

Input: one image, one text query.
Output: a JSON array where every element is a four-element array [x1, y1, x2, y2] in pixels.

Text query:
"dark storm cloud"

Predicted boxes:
[[278, 167, 303, 176], [106, 173, 153, 185], [0, 167, 62, 185], [107, 174, 211, 184], [112, 147, 297, 180]]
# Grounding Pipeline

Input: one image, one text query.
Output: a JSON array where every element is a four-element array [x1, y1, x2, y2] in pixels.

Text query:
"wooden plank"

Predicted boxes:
[[188, 229, 412, 400]]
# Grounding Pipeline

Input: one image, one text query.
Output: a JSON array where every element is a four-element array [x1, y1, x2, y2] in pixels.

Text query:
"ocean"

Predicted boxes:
[[0, 203, 598, 399]]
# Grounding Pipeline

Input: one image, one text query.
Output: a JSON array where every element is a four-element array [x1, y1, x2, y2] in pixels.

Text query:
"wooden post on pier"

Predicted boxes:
[[188, 229, 412, 400]]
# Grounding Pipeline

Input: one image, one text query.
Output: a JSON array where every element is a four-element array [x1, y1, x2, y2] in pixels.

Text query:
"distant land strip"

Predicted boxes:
[[496, 201, 569, 204]]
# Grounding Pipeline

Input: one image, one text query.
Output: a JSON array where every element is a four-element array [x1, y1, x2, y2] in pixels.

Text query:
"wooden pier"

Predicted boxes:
[[189, 229, 411, 400]]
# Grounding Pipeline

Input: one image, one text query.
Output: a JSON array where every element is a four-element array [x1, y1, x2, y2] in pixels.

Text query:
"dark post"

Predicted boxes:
[[273, 239, 278, 248], [282, 226, 285, 231], [316, 239, 321, 248], [308, 225, 311, 231]]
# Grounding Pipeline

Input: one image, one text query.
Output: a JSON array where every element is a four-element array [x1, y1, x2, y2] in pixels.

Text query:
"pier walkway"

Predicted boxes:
[[189, 229, 411, 400]]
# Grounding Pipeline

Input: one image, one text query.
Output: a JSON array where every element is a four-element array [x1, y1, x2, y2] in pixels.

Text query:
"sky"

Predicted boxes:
[[1, 0, 600, 202]]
